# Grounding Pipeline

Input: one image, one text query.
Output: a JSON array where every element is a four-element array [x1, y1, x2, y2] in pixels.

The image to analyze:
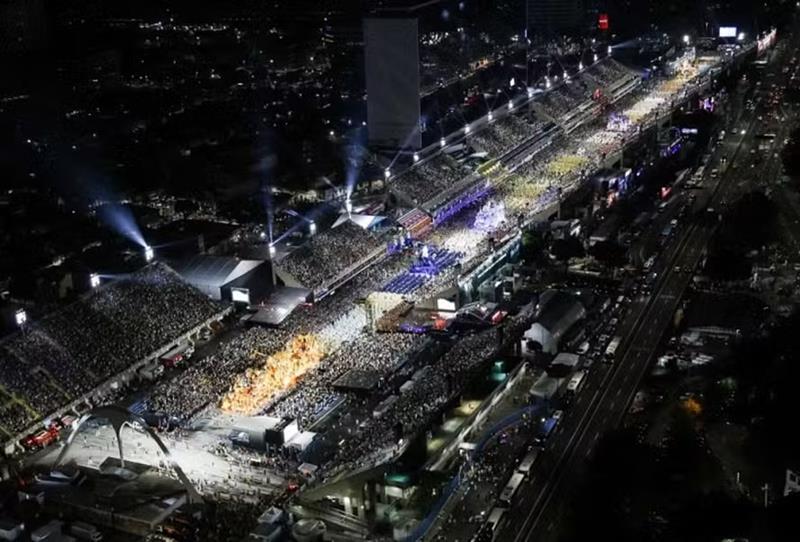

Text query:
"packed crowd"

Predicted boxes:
[[277, 221, 384, 290], [0, 264, 225, 435], [586, 58, 634, 87], [537, 81, 592, 121], [268, 332, 422, 427], [391, 154, 466, 206], [470, 114, 538, 157], [221, 335, 326, 415], [149, 327, 292, 418], [317, 306, 368, 350], [325, 328, 499, 476], [148, 257, 419, 423]]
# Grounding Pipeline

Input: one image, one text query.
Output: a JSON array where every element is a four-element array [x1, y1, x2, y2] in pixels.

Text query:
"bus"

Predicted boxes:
[[499, 472, 525, 505], [517, 450, 540, 475], [566, 370, 587, 396], [604, 336, 621, 363], [484, 507, 508, 541]]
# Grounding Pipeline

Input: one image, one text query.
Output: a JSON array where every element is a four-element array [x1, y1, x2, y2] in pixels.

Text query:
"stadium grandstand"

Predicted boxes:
[[274, 219, 389, 295], [0, 263, 229, 445], [389, 153, 467, 208]]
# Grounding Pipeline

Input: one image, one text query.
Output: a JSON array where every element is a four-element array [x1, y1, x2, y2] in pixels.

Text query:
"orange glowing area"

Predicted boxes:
[[221, 334, 326, 415]]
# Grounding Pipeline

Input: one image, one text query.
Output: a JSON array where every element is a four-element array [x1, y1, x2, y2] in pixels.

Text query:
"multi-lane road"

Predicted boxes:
[[499, 25, 799, 542]]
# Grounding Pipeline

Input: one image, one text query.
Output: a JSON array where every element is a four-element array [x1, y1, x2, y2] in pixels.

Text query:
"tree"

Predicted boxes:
[[521, 230, 547, 263]]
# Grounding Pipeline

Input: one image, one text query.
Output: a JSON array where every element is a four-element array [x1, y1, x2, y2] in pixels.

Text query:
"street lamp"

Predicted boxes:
[[413, 152, 420, 163], [683, 34, 691, 45], [268, 244, 276, 257], [384, 168, 391, 179], [89, 273, 101, 289], [464, 124, 470, 134], [144, 246, 154, 262]]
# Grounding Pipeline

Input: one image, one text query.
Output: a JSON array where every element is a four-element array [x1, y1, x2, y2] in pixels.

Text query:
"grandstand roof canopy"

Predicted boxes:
[[175, 255, 264, 288], [332, 213, 386, 230]]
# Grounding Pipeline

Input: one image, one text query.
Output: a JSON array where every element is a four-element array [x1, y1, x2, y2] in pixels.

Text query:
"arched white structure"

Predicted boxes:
[[52, 405, 202, 504]]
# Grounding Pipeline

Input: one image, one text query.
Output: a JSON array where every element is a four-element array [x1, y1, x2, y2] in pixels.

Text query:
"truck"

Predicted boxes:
[[69, 522, 103, 541], [566, 370, 587, 396], [160, 342, 194, 368], [138, 361, 164, 381], [31, 521, 63, 542], [604, 336, 621, 362]]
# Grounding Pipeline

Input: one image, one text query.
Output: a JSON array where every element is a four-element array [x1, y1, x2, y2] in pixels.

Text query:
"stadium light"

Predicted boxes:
[[14, 309, 26, 327], [309, 221, 317, 235], [268, 244, 276, 257], [144, 246, 154, 262], [413, 152, 420, 162], [89, 273, 101, 289], [440, 137, 446, 147], [384, 168, 391, 179]]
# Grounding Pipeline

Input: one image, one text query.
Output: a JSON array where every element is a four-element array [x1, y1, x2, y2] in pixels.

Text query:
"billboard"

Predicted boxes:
[[231, 287, 250, 304], [719, 26, 737, 38]]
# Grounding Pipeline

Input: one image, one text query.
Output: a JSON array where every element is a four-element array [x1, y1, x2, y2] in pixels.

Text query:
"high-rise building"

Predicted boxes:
[[527, 0, 585, 40], [364, 16, 422, 149]]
